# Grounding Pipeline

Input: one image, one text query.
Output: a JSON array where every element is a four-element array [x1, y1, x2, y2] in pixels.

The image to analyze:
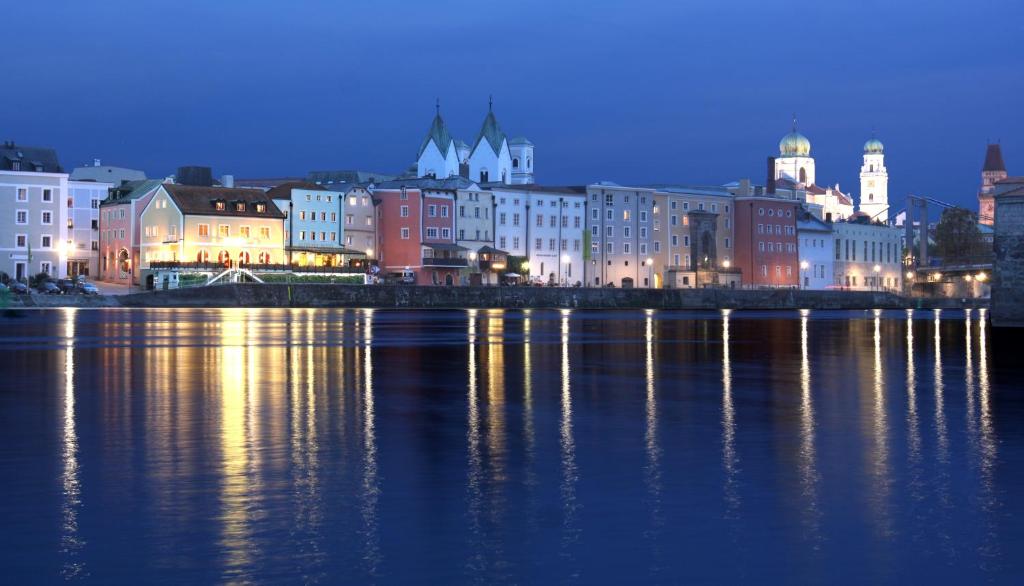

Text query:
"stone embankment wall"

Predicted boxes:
[[993, 189, 1024, 327], [115, 284, 921, 310]]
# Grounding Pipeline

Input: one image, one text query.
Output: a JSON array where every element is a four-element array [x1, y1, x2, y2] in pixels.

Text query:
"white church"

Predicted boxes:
[[415, 99, 534, 185], [773, 121, 889, 224]]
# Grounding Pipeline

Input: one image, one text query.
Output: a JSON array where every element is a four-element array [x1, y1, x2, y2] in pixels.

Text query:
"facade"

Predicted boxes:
[[733, 196, 800, 287], [67, 180, 111, 277], [267, 181, 355, 267], [771, 124, 856, 222], [374, 181, 464, 285], [650, 186, 737, 288], [491, 184, 587, 285], [858, 137, 889, 223], [70, 159, 146, 186], [585, 183, 657, 288], [138, 184, 286, 269], [340, 185, 377, 261], [452, 180, 494, 267], [831, 219, 903, 291], [98, 180, 163, 285], [415, 101, 533, 185], [0, 141, 68, 281], [978, 144, 1008, 226], [796, 212, 834, 290]]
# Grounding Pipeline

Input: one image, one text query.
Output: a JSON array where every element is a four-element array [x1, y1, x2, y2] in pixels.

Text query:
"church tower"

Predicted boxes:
[[468, 97, 512, 184], [775, 117, 815, 186], [859, 136, 889, 223], [416, 101, 460, 179], [978, 143, 1007, 226]]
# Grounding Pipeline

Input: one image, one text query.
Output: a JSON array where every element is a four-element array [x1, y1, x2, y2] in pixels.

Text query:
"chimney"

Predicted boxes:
[[767, 157, 776, 194], [93, 158, 102, 167]]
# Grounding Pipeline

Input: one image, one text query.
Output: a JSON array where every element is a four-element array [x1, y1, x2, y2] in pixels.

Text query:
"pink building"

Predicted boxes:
[[374, 180, 466, 285], [98, 180, 162, 285]]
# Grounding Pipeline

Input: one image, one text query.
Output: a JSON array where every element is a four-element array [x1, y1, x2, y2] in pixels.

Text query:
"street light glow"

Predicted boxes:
[[873, 264, 881, 273], [561, 254, 570, 264], [800, 260, 809, 270]]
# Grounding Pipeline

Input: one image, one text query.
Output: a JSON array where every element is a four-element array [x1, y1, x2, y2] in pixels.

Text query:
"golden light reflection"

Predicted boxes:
[[978, 309, 995, 476], [466, 309, 483, 572], [60, 308, 84, 580], [869, 310, 892, 537], [523, 312, 535, 483], [721, 309, 739, 515], [486, 313, 507, 485], [560, 309, 579, 548], [798, 310, 820, 540], [644, 310, 664, 544], [905, 310, 921, 467], [933, 310, 948, 463], [965, 311, 976, 442]]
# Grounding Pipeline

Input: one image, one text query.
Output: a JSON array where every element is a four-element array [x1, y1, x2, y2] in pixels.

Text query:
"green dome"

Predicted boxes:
[[779, 131, 811, 157], [863, 137, 884, 154]]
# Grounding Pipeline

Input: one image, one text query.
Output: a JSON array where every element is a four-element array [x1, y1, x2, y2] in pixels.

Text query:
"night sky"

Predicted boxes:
[[4, 0, 1021, 210]]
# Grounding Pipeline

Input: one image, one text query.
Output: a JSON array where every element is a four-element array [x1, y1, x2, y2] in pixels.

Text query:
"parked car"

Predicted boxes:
[[8, 281, 29, 294], [37, 281, 61, 295], [77, 282, 99, 295], [56, 279, 79, 294]]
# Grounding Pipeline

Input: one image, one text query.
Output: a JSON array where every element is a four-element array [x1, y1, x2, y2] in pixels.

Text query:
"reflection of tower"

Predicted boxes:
[[776, 116, 815, 186], [859, 136, 889, 223], [978, 144, 1006, 226]]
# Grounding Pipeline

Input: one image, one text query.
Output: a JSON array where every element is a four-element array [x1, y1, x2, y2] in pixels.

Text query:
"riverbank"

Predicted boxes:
[[4, 284, 989, 310]]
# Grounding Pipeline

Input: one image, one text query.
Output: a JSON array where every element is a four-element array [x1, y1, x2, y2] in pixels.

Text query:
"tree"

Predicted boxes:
[[933, 207, 989, 263]]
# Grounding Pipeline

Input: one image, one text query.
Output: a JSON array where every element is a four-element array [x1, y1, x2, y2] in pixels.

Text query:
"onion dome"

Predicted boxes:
[[779, 131, 811, 157], [863, 137, 884, 154]]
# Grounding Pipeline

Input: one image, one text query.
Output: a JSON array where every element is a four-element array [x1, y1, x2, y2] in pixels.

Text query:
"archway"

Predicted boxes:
[[798, 167, 807, 184], [117, 249, 130, 278], [258, 251, 270, 264], [196, 249, 210, 263], [218, 250, 231, 267], [238, 251, 250, 266], [444, 273, 454, 286]]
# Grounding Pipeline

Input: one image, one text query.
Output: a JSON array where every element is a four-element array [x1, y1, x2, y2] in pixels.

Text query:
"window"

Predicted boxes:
[[366, 216, 372, 226], [260, 227, 271, 239], [198, 224, 210, 237], [441, 228, 451, 239], [400, 205, 409, 218], [219, 225, 230, 237], [240, 226, 251, 238], [15, 210, 28, 225], [43, 189, 52, 202], [41, 235, 52, 248], [330, 212, 337, 222], [500, 236, 507, 249], [624, 242, 631, 254], [653, 241, 661, 253], [426, 227, 438, 239], [536, 214, 543, 227], [499, 212, 507, 225], [215, 201, 226, 211], [235, 202, 246, 212], [592, 208, 598, 220], [401, 227, 410, 239], [759, 242, 765, 252], [725, 237, 730, 249], [683, 235, 690, 247], [41, 211, 52, 225], [513, 213, 520, 227], [400, 189, 408, 201], [623, 210, 631, 221], [441, 206, 449, 218], [550, 215, 557, 228], [640, 211, 647, 222], [346, 214, 354, 225], [428, 205, 437, 217], [16, 188, 27, 202], [624, 226, 631, 238], [759, 208, 765, 216], [513, 237, 520, 249], [535, 238, 543, 250], [16, 234, 27, 248], [671, 235, 678, 246], [349, 196, 358, 206], [606, 226, 614, 237], [574, 217, 581, 228], [639, 243, 647, 254], [255, 203, 266, 213], [640, 227, 647, 238]]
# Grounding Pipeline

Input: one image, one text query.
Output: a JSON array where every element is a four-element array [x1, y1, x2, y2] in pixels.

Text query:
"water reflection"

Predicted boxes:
[[905, 310, 923, 503], [933, 310, 949, 462], [721, 310, 739, 516], [643, 310, 664, 572], [798, 310, 820, 543], [60, 308, 84, 580], [360, 309, 381, 576], [560, 310, 579, 567], [869, 310, 892, 538]]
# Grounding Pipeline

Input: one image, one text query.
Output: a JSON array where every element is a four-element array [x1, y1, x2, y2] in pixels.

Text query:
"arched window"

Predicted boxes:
[[238, 251, 250, 266], [868, 193, 874, 202], [869, 164, 874, 172], [258, 251, 270, 264], [480, 169, 489, 182], [798, 167, 807, 184], [218, 250, 231, 267], [526, 157, 531, 169], [196, 249, 209, 263], [512, 158, 520, 169]]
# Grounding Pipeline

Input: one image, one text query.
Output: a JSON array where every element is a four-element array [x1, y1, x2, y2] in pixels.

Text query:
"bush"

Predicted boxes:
[[30, 272, 52, 287], [259, 274, 365, 284]]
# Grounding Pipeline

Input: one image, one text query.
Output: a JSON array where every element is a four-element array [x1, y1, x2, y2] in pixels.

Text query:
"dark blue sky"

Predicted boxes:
[[4, 0, 1021, 210]]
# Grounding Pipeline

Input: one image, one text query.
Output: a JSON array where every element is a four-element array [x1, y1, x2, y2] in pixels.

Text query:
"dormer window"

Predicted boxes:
[[255, 203, 266, 213], [214, 200, 226, 211], [235, 201, 246, 212]]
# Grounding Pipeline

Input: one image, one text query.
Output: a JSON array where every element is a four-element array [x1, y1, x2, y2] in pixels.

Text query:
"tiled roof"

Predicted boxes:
[[101, 179, 163, 206], [265, 181, 328, 201], [0, 142, 63, 173], [472, 110, 507, 156], [162, 184, 286, 219], [418, 113, 454, 159], [983, 144, 1006, 172]]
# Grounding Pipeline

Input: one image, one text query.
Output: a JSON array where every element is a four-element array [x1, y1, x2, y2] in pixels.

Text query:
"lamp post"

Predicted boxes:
[[561, 253, 570, 286], [645, 257, 654, 289], [873, 264, 881, 291], [800, 260, 809, 290]]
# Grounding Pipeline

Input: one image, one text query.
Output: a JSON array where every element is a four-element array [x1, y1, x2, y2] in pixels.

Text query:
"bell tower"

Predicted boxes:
[[859, 135, 888, 223]]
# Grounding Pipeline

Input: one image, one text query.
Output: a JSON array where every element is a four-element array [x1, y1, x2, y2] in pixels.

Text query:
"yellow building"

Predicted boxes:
[[139, 184, 286, 268]]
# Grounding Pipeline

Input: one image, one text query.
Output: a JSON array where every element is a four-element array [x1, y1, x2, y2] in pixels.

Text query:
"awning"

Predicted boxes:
[[287, 246, 366, 255], [477, 245, 509, 256], [422, 242, 467, 252]]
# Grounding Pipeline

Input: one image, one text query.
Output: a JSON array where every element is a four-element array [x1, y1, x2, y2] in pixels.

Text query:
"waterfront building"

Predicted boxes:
[[98, 180, 163, 285], [733, 194, 800, 287], [70, 159, 146, 186], [373, 179, 464, 285], [859, 136, 890, 223], [772, 123, 855, 222], [585, 182, 657, 288], [339, 184, 377, 263], [491, 184, 587, 285], [796, 211, 834, 289], [0, 141, 68, 280], [831, 216, 903, 291], [137, 184, 286, 269], [649, 185, 737, 288], [267, 181, 360, 267], [67, 179, 111, 277], [978, 143, 1008, 226], [452, 179, 496, 274], [415, 100, 533, 185]]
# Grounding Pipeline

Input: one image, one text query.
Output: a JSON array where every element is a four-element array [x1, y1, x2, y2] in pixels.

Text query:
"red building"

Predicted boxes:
[[733, 196, 800, 287], [374, 181, 466, 285]]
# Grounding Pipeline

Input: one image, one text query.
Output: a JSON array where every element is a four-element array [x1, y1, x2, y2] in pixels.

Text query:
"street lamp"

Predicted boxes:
[[645, 257, 654, 289], [800, 260, 809, 290], [873, 264, 881, 291], [561, 253, 570, 286]]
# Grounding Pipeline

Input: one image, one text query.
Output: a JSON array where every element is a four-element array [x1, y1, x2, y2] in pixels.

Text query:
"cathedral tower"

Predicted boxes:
[[859, 136, 889, 223], [978, 143, 1007, 226], [775, 118, 815, 186]]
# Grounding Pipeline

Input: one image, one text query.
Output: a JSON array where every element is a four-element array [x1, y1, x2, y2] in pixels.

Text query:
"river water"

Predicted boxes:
[[0, 308, 1021, 584]]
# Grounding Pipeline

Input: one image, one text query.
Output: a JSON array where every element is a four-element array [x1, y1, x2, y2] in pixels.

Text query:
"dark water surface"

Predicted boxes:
[[1, 308, 1022, 584]]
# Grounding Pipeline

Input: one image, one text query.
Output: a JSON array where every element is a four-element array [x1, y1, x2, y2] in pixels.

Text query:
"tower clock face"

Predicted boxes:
[[867, 180, 875, 188]]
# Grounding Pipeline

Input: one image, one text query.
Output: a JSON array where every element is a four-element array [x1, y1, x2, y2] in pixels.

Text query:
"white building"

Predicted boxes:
[[415, 100, 533, 185], [858, 137, 889, 223], [832, 219, 903, 291], [585, 182, 658, 288], [0, 141, 69, 281], [796, 212, 834, 290], [773, 123, 855, 222], [491, 184, 587, 285], [70, 159, 146, 187], [267, 181, 352, 266], [67, 180, 112, 277]]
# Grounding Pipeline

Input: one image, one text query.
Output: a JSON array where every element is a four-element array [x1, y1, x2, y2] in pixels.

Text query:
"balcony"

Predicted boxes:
[[422, 256, 468, 267], [147, 261, 365, 274]]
